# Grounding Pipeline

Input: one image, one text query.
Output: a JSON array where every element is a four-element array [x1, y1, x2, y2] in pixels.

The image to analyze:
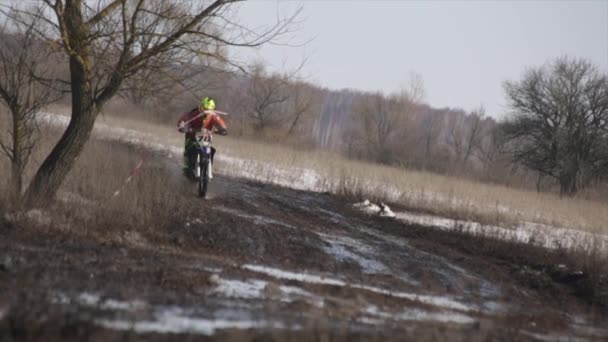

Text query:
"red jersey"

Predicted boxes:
[[177, 107, 227, 139]]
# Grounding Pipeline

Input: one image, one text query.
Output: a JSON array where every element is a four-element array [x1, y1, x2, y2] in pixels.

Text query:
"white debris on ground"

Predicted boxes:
[[353, 200, 395, 218], [378, 203, 396, 218], [353, 200, 381, 215]]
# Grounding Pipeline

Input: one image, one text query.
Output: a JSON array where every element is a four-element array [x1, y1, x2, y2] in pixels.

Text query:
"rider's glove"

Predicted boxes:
[[215, 127, 227, 136], [178, 121, 186, 133]]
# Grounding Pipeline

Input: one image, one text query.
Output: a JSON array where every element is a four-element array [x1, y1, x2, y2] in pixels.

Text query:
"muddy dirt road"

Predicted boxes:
[[1, 152, 607, 341]]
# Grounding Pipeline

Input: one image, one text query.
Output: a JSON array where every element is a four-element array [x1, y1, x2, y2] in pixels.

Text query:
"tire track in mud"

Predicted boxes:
[[184, 177, 511, 332], [209, 178, 504, 303], [179, 175, 606, 339]]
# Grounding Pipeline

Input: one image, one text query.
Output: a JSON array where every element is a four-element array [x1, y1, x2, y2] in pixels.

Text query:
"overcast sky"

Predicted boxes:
[[233, 0, 608, 118]]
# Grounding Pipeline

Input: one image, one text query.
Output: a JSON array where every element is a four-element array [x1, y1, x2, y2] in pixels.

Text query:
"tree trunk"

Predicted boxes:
[[23, 107, 97, 206], [10, 109, 24, 201], [10, 159, 23, 203], [23, 0, 98, 207], [559, 173, 578, 197]]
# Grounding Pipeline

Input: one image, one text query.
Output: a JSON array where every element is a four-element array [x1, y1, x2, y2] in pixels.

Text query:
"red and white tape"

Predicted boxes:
[[112, 151, 150, 198]]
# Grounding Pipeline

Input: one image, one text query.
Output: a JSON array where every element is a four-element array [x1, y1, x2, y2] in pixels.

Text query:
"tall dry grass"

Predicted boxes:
[[0, 116, 198, 247]]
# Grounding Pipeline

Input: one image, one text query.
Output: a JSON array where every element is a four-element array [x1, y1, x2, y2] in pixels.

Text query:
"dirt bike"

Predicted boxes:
[[194, 129, 214, 198]]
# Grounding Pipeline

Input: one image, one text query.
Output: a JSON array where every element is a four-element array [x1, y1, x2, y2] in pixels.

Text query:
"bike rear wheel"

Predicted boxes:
[[198, 155, 209, 198]]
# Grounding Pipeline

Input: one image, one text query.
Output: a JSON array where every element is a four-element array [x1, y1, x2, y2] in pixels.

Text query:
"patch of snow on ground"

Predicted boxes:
[[393, 211, 608, 252], [96, 307, 293, 336], [217, 155, 323, 192], [210, 278, 267, 299], [242, 264, 473, 312], [319, 233, 388, 274], [52, 292, 145, 311], [365, 305, 476, 325], [243, 264, 347, 287], [353, 200, 608, 253], [210, 277, 324, 307]]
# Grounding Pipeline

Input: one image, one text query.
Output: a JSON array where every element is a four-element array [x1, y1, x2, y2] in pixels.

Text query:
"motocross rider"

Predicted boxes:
[[177, 97, 227, 180]]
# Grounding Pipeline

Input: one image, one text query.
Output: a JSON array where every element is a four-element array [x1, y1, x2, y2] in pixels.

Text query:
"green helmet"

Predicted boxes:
[[201, 97, 216, 110]]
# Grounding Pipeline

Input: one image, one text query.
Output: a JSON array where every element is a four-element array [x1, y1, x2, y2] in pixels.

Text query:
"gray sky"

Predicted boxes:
[[234, 0, 608, 118]]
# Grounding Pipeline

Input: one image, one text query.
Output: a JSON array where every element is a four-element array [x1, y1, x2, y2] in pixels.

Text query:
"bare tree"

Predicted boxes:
[[2, 0, 298, 206], [416, 109, 442, 169], [447, 106, 485, 167], [399, 71, 425, 104], [501, 56, 608, 196], [285, 81, 314, 137], [0, 7, 61, 200], [348, 74, 424, 164], [246, 62, 290, 132]]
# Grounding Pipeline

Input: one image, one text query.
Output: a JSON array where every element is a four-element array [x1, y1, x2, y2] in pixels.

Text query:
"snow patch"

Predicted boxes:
[[244, 264, 347, 287], [210, 276, 324, 307], [242, 264, 473, 312], [352, 199, 607, 253], [210, 278, 267, 299], [393, 211, 608, 252], [319, 234, 387, 274], [365, 305, 475, 325], [96, 307, 293, 335], [52, 292, 145, 311]]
